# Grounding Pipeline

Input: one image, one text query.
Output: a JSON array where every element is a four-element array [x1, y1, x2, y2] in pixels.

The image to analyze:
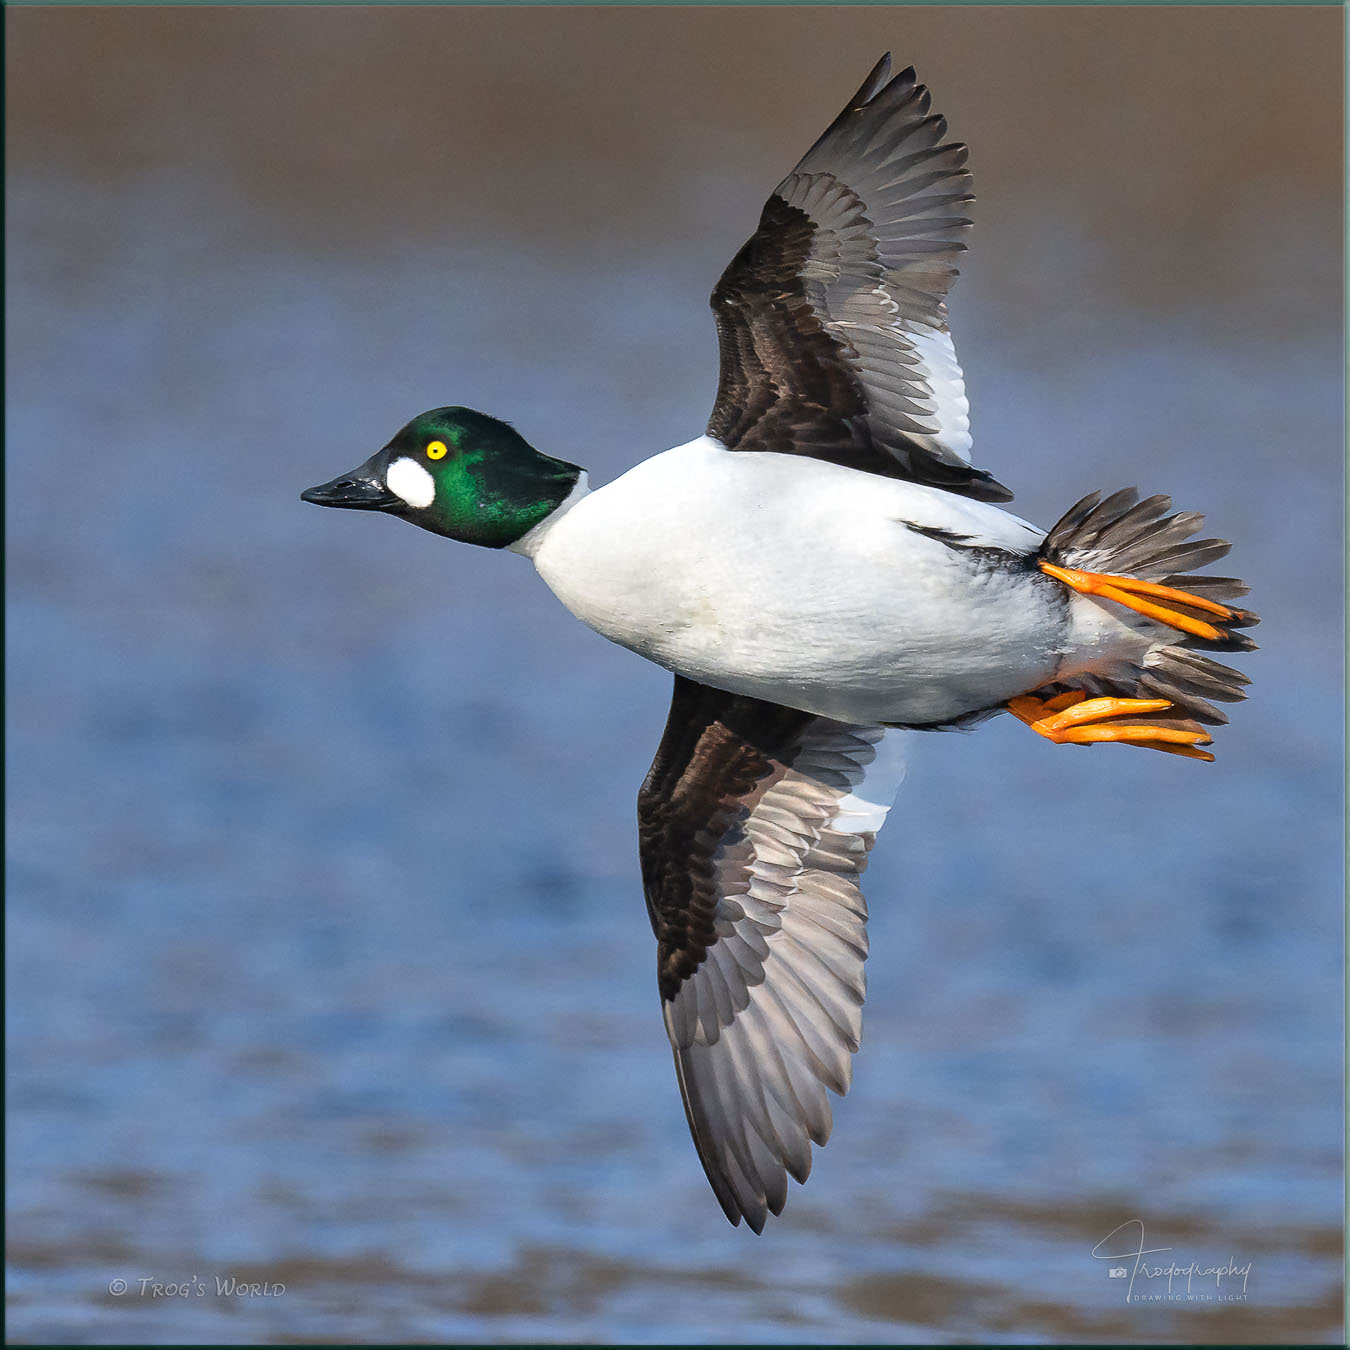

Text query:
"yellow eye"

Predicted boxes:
[[426, 440, 448, 460]]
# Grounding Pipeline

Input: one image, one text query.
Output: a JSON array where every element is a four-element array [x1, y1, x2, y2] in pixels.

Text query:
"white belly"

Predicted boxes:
[[517, 439, 1070, 725]]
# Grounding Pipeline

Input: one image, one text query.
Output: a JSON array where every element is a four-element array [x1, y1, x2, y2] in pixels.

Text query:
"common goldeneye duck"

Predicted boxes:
[[303, 55, 1257, 1233]]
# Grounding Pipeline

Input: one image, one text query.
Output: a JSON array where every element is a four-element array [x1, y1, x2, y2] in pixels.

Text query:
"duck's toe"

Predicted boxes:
[[1007, 690, 1216, 761]]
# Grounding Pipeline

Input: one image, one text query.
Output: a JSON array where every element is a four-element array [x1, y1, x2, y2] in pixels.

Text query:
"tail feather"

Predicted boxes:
[[1137, 646, 1252, 723], [1159, 573, 1250, 603], [1044, 489, 1228, 580], [1039, 488, 1258, 731]]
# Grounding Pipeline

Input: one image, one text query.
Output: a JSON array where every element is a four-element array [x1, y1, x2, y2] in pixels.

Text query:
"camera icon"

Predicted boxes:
[[1108, 1267, 1128, 1278]]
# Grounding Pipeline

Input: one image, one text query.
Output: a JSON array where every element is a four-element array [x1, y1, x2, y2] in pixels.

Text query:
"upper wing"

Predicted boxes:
[[707, 54, 1012, 503], [637, 676, 910, 1231]]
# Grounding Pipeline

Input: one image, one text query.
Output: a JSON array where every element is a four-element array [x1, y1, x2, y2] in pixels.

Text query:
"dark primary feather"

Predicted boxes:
[[638, 676, 907, 1231], [706, 53, 1012, 502]]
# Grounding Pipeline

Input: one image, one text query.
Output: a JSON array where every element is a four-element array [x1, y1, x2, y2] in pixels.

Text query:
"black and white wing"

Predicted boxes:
[[707, 53, 1011, 503], [637, 676, 910, 1231]]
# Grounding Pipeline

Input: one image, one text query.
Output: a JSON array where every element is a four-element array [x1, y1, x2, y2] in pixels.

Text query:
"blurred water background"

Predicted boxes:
[[6, 7, 1344, 1344]]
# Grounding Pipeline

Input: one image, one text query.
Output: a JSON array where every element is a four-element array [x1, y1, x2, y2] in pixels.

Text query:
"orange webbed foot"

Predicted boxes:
[[1007, 691, 1216, 761], [1039, 562, 1258, 643]]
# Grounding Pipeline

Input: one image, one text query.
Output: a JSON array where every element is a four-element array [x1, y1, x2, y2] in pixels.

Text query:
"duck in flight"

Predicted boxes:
[[303, 55, 1257, 1232]]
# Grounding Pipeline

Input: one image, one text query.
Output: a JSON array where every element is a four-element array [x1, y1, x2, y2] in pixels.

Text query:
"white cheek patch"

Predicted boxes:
[[386, 457, 436, 509]]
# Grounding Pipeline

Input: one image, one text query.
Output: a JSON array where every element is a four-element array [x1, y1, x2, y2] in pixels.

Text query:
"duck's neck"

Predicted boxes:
[[506, 470, 592, 559]]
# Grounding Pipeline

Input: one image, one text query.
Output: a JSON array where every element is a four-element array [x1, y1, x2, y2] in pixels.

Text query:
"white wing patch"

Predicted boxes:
[[663, 723, 911, 1230], [894, 322, 971, 463]]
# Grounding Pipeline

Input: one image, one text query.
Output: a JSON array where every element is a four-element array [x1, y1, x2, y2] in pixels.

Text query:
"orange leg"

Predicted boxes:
[[1008, 691, 1215, 761], [1040, 562, 1256, 642]]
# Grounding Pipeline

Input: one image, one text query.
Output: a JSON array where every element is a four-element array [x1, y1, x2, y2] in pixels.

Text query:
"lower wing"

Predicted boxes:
[[637, 675, 911, 1230]]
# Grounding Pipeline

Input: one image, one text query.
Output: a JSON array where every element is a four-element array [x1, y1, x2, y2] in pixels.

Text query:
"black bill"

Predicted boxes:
[[301, 451, 401, 511]]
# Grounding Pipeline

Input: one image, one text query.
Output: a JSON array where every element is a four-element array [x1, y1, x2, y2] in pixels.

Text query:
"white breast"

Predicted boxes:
[[517, 437, 1067, 725]]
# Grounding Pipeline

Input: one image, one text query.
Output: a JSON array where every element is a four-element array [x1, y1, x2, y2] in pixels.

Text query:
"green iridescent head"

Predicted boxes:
[[302, 407, 584, 549]]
